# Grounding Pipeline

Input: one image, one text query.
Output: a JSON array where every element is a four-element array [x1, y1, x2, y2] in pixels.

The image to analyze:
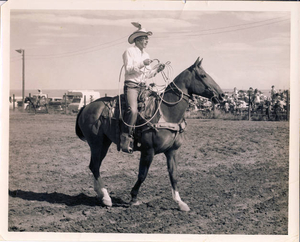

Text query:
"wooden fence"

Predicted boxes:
[[10, 92, 289, 121]]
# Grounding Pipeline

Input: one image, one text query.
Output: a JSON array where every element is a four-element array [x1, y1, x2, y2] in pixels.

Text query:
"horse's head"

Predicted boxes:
[[186, 57, 225, 104], [24, 97, 30, 103]]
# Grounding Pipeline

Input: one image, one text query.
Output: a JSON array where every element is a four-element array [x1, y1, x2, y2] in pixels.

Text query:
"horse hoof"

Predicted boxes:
[[130, 200, 142, 206], [179, 202, 190, 212], [102, 198, 113, 207]]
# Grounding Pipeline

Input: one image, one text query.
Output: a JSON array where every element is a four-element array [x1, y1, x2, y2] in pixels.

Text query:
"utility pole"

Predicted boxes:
[[248, 87, 253, 121], [15, 49, 25, 109]]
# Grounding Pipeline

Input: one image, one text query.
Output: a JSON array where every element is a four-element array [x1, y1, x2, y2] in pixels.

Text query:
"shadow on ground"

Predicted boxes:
[[9, 189, 129, 207]]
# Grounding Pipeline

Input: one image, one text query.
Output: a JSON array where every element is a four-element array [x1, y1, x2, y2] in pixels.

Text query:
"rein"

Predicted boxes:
[[208, 87, 221, 104], [118, 61, 190, 131], [118, 61, 221, 131], [118, 64, 164, 129], [161, 82, 192, 105]]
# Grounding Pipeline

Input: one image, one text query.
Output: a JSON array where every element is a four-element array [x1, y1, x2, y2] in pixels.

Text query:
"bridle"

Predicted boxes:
[[161, 68, 222, 105], [193, 68, 222, 104], [161, 81, 192, 105], [208, 86, 221, 104], [118, 60, 222, 129]]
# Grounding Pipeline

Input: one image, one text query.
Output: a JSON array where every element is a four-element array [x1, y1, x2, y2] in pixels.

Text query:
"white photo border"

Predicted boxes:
[[1, 1, 299, 242]]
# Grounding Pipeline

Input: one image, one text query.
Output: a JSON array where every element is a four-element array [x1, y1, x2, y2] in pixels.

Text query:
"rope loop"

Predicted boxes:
[[118, 60, 185, 129]]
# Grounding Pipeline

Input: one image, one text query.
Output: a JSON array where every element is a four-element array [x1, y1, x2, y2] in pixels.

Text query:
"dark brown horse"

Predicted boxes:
[[76, 57, 224, 211], [25, 96, 48, 113]]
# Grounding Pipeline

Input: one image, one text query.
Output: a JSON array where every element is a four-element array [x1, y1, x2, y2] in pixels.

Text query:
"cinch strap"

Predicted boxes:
[[152, 119, 187, 133]]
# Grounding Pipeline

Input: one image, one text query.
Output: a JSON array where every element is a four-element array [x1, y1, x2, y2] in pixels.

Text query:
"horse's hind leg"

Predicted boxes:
[[165, 148, 190, 212], [32, 104, 36, 114], [130, 148, 154, 205], [89, 135, 112, 206]]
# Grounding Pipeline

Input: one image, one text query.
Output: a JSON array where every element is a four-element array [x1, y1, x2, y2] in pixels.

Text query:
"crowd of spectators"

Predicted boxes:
[[188, 86, 289, 118]]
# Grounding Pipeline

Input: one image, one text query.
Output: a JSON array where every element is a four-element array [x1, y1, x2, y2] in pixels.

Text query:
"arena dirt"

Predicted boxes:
[[8, 112, 289, 234]]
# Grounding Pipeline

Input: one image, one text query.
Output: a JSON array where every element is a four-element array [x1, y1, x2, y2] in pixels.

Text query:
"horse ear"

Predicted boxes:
[[194, 57, 203, 68], [199, 58, 203, 67], [194, 57, 200, 67]]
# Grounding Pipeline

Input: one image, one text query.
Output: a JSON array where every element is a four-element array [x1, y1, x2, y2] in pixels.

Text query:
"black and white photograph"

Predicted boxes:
[[1, 1, 299, 242]]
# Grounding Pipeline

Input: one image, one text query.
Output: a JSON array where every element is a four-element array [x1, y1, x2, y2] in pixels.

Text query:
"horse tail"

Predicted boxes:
[[75, 106, 86, 141]]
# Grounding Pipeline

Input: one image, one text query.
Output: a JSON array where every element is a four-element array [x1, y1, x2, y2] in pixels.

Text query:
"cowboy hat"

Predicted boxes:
[[128, 28, 152, 44]]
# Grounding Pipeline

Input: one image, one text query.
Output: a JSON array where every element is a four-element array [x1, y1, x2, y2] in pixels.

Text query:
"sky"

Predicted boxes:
[[10, 9, 291, 92]]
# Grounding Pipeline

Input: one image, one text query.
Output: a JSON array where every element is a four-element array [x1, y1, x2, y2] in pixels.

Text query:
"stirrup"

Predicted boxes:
[[120, 133, 133, 154]]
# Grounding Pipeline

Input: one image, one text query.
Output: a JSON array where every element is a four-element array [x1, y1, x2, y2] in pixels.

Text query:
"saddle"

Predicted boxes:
[[101, 89, 160, 151], [101, 89, 187, 152], [101, 89, 159, 120]]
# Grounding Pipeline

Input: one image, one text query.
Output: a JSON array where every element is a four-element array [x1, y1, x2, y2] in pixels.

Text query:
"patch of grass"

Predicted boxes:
[[186, 110, 288, 122], [186, 110, 247, 120]]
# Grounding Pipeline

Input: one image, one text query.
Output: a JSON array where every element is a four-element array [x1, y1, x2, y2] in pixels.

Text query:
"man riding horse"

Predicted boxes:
[[36, 89, 43, 107], [121, 23, 165, 153]]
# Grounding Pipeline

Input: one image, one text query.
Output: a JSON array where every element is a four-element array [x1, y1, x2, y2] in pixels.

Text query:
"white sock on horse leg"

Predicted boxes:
[[171, 188, 190, 212], [100, 188, 112, 206], [101, 188, 110, 200], [171, 188, 182, 203], [93, 178, 112, 206]]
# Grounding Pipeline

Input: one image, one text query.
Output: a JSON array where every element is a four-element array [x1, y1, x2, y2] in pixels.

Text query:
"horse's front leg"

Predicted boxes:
[[165, 148, 190, 212], [130, 148, 154, 205], [89, 137, 112, 207]]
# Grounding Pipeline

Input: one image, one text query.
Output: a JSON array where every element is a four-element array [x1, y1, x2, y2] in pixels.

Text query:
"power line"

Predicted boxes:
[[10, 36, 126, 61], [157, 14, 289, 35], [10, 15, 289, 61], [154, 18, 289, 38], [26, 39, 125, 60], [26, 35, 127, 58], [187, 18, 289, 37]]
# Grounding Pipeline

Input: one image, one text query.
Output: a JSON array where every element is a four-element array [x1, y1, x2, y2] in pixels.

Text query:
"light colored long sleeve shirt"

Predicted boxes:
[[122, 45, 156, 84]]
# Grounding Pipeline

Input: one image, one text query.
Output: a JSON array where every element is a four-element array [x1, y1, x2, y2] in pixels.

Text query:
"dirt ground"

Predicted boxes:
[[8, 111, 289, 234]]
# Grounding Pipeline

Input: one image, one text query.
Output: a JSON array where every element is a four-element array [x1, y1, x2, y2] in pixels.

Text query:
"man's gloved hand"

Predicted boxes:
[[157, 64, 165, 73], [143, 59, 152, 66]]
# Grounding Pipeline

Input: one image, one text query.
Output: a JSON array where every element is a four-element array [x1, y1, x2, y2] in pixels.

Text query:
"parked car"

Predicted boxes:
[[48, 97, 63, 110], [9, 96, 21, 109], [66, 90, 100, 113], [48, 97, 63, 105]]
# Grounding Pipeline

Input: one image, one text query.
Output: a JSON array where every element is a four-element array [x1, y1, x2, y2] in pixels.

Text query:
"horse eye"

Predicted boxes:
[[201, 74, 206, 78]]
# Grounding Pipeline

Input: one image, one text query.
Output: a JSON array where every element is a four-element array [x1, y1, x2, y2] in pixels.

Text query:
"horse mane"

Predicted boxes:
[[187, 64, 195, 72], [171, 67, 192, 85]]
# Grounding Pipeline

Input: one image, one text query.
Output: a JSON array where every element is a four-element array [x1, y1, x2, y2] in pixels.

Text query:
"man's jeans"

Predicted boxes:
[[123, 81, 146, 135]]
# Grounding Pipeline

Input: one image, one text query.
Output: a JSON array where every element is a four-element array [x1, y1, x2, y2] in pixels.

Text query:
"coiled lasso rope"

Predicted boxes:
[[118, 60, 172, 129]]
